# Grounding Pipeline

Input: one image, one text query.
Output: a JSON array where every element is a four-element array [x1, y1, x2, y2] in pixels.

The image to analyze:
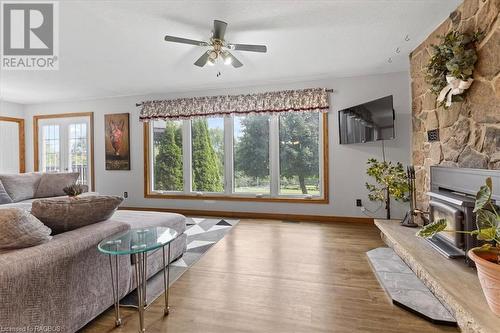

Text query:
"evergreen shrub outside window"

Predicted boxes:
[[191, 118, 224, 192], [153, 120, 183, 191]]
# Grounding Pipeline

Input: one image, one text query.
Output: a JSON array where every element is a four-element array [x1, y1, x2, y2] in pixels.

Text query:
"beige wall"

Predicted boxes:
[[410, 0, 499, 209]]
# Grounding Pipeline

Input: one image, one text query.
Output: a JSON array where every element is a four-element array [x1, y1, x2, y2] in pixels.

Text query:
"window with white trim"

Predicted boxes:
[[38, 117, 91, 186], [149, 112, 326, 200]]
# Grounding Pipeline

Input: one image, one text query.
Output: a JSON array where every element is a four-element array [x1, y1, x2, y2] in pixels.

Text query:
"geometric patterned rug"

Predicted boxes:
[[121, 217, 239, 307]]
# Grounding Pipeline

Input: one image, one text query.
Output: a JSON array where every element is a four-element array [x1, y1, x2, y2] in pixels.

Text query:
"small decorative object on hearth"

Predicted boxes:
[[63, 184, 85, 198], [365, 158, 409, 220], [425, 30, 483, 108], [418, 177, 500, 315]]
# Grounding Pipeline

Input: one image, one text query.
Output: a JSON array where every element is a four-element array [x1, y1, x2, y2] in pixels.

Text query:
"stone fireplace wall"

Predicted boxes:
[[410, 0, 499, 209]]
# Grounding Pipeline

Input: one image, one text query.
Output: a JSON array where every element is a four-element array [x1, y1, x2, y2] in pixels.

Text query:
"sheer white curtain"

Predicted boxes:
[[0, 121, 20, 173]]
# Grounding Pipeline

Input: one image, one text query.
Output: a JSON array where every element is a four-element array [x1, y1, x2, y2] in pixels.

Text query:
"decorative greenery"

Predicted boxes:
[[63, 184, 85, 197], [154, 122, 183, 191], [424, 30, 482, 106], [418, 177, 500, 262], [365, 158, 409, 219]]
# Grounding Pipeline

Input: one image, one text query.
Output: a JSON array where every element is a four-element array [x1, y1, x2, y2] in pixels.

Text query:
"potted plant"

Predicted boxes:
[[365, 158, 409, 220], [63, 184, 86, 198], [418, 177, 500, 315]]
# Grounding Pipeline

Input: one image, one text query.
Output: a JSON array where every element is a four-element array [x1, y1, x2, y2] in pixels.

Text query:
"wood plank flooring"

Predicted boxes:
[[82, 219, 459, 333]]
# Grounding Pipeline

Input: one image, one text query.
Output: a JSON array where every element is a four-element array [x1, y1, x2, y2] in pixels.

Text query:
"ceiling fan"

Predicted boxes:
[[164, 20, 267, 68]]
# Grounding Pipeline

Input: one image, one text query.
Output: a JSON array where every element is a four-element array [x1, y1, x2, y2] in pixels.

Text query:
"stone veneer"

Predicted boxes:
[[411, 0, 499, 210]]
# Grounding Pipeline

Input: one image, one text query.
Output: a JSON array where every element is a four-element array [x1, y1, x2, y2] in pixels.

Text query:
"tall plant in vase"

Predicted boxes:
[[365, 158, 409, 220]]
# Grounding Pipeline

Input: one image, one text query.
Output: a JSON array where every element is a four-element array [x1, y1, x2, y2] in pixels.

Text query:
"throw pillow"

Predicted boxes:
[[0, 172, 42, 202], [0, 208, 52, 250], [35, 172, 80, 198], [0, 180, 13, 204], [31, 195, 124, 234]]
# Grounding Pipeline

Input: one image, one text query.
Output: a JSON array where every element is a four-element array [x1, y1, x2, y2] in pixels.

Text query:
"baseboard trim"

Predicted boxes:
[[119, 206, 374, 224]]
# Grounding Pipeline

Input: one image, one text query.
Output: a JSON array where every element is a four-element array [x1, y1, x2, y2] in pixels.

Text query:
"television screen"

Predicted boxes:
[[338, 95, 395, 144]]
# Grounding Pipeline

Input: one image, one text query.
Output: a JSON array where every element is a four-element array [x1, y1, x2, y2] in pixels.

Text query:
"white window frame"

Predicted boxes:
[[148, 112, 327, 202]]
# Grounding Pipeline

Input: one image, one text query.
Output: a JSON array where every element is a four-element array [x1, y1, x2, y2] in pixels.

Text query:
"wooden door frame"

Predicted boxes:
[[0, 116, 25, 173], [33, 112, 95, 190]]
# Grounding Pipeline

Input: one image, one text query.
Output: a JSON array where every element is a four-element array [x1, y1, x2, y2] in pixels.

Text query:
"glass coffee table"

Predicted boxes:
[[98, 227, 178, 333]]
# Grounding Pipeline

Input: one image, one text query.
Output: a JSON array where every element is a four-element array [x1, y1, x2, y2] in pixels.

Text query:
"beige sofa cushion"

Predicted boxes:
[[0, 172, 42, 202], [35, 172, 80, 198], [0, 208, 52, 249], [31, 195, 123, 233]]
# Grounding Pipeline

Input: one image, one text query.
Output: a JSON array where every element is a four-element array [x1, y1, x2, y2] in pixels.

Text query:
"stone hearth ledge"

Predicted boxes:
[[375, 219, 500, 333]]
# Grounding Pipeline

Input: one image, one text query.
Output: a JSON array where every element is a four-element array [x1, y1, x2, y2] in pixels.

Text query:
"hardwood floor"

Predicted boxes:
[[82, 219, 458, 333]]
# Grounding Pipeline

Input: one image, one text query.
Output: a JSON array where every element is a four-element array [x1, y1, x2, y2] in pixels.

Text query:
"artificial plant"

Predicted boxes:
[[418, 177, 500, 263], [425, 30, 482, 107], [63, 184, 86, 198], [365, 158, 409, 220]]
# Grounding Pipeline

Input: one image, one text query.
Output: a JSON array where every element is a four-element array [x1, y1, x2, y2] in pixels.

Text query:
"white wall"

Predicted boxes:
[[0, 100, 25, 118], [23, 71, 411, 219]]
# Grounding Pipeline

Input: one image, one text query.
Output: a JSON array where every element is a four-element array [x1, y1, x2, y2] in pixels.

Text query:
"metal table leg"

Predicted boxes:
[[134, 252, 147, 333], [108, 254, 122, 326], [162, 242, 171, 315]]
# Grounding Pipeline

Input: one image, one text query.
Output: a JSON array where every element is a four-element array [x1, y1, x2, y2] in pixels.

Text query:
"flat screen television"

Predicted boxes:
[[338, 95, 395, 144]]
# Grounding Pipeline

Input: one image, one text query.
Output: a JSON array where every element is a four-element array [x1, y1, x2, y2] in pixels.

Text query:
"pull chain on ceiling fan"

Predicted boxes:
[[164, 20, 267, 68]]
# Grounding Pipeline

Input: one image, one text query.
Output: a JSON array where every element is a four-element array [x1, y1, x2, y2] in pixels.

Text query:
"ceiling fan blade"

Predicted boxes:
[[194, 51, 210, 67], [213, 20, 227, 40], [224, 51, 243, 68], [164, 35, 208, 46], [227, 43, 267, 53]]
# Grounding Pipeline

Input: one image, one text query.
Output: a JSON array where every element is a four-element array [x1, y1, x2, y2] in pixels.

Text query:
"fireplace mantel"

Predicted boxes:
[[375, 219, 500, 333]]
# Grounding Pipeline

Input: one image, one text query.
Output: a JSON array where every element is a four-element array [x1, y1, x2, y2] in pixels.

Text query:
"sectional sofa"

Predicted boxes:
[[0, 172, 187, 332]]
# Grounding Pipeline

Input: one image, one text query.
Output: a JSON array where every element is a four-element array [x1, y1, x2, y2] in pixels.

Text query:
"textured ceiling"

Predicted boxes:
[[0, 0, 460, 104]]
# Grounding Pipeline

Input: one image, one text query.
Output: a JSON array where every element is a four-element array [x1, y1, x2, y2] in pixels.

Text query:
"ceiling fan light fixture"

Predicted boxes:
[[164, 19, 267, 68], [208, 50, 218, 60], [221, 51, 232, 65]]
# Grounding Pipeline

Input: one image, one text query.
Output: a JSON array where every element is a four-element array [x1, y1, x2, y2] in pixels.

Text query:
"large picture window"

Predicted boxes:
[[146, 112, 328, 202]]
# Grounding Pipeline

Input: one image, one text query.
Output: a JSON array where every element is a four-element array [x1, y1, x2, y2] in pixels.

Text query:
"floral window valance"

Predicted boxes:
[[138, 88, 330, 121]]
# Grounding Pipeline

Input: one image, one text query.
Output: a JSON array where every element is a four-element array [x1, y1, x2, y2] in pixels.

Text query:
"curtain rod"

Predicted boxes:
[[135, 89, 334, 107]]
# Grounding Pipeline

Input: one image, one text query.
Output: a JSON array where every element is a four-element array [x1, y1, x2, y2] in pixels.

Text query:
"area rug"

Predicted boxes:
[[121, 217, 239, 307]]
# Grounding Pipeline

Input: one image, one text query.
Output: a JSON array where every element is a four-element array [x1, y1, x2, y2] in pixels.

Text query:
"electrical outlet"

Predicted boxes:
[[123, 192, 128, 199], [356, 199, 362, 207]]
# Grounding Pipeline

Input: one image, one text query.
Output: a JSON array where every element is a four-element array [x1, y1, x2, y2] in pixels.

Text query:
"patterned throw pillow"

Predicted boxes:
[[0, 208, 52, 250], [0, 180, 13, 205], [31, 195, 123, 234]]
